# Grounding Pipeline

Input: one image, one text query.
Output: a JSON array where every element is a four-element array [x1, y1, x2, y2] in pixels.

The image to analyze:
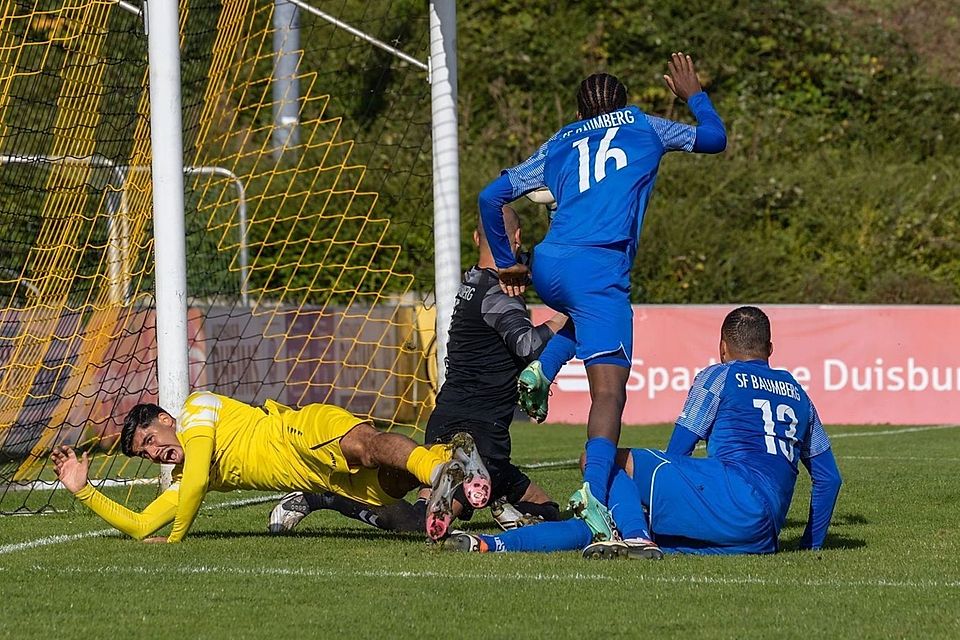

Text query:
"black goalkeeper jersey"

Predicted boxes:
[[433, 266, 554, 426]]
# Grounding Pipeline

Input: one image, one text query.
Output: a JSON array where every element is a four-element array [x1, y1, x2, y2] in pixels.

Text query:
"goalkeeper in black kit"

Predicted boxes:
[[270, 205, 566, 534]]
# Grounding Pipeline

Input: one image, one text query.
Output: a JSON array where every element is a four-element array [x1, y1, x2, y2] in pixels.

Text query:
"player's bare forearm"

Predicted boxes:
[[544, 312, 568, 335]]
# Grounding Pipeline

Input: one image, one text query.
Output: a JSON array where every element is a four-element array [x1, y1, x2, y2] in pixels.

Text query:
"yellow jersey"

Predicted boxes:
[[76, 391, 372, 542]]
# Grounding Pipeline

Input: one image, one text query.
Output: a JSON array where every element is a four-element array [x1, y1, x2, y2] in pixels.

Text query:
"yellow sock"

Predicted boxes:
[[405, 444, 451, 485], [430, 443, 451, 458]]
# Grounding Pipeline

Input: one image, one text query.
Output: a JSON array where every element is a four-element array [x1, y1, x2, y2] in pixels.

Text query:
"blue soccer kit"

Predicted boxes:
[[643, 359, 842, 553], [478, 93, 726, 371], [476, 359, 842, 555], [477, 92, 727, 506]]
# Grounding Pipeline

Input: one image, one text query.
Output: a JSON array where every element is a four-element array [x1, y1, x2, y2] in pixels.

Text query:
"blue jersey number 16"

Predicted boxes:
[[572, 127, 627, 193], [752, 398, 798, 461]]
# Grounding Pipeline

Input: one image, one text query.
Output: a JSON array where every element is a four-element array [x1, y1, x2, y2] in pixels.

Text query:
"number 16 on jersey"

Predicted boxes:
[[572, 127, 627, 193]]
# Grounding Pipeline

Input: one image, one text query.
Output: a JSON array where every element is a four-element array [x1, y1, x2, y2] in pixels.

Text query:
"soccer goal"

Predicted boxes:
[[0, 0, 461, 513]]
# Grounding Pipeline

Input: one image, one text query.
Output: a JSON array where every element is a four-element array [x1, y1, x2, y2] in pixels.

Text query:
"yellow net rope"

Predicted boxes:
[[0, 0, 437, 513]]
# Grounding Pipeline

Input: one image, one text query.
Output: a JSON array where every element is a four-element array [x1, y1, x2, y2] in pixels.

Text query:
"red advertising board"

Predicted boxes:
[[530, 305, 960, 426]]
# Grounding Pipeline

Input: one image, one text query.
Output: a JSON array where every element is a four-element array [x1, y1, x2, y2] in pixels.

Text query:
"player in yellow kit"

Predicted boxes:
[[51, 391, 491, 541]]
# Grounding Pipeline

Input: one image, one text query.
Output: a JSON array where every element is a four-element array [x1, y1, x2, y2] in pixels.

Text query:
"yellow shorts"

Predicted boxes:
[[269, 400, 397, 507]]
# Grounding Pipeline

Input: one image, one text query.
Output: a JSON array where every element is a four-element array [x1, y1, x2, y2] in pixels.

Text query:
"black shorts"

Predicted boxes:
[[425, 413, 531, 504]]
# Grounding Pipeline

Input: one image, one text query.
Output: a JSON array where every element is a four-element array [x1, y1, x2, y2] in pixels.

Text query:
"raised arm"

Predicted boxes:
[[655, 52, 727, 154], [53, 445, 179, 540], [799, 401, 842, 550]]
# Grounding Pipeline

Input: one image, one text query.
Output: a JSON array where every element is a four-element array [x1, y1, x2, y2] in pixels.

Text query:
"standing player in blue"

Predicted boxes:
[[443, 306, 843, 558], [478, 53, 727, 508]]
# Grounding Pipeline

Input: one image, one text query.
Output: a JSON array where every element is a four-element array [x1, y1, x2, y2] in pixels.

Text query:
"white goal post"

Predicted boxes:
[[145, 0, 461, 488]]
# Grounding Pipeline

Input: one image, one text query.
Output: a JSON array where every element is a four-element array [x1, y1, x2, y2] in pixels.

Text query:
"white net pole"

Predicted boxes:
[[272, 0, 300, 156], [429, 0, 460, 389], [146, 0, 189, 488]]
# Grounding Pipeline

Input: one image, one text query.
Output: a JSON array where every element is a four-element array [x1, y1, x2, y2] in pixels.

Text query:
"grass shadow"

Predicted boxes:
[[779, 533, 867, 551], [783, 513, 869, 528], [188, 527, 429, 542]]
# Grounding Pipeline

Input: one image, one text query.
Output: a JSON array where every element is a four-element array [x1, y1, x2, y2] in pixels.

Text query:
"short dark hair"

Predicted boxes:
[[576, 73, 627, 120], [721, 306, 772, 357], [120, 403, 166, 457]]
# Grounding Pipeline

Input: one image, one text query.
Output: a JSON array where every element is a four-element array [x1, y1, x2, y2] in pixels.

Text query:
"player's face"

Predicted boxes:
[[131, 417, 184, 465]]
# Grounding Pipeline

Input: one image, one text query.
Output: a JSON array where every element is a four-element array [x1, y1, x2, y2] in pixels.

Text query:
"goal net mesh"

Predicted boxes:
[[0, 0, 437, 513]]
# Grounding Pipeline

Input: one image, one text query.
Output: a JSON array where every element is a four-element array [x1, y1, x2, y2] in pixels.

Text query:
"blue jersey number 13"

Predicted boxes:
[[752, 398, 798, 461], [572, 127, 627, 193]]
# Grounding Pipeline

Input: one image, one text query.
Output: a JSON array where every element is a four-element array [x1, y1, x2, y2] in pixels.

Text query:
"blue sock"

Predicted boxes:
[[608, 469, 651, 540], [479, 519, 593, 553], [538, 322, 577, 381], [583, 437, 617, 504]]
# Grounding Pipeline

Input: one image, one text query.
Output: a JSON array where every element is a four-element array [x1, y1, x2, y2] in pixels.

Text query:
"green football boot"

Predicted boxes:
[[517, 360, 551, 423], [568, 482, 619, 543]]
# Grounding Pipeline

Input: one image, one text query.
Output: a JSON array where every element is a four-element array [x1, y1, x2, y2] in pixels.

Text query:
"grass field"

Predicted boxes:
[[2, 422, 959, 639]]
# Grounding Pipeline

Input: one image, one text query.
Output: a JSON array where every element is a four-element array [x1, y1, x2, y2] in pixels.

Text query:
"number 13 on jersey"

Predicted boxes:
[[752, 398, 798, 461]]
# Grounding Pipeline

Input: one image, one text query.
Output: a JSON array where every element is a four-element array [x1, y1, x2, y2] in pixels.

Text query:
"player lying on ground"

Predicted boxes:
[[478, 53, 727, 509], [444, 306, 843, 558], [270, 206, 568, 537], [52, 392, 491, 542]]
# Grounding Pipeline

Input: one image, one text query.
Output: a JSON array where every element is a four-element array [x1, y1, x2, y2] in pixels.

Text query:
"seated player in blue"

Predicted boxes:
[[477, 53, 727, 509], [443, 306, 843, 558]]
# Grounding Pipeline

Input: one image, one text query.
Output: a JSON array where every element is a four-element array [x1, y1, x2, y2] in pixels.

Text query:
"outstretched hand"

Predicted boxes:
[[498, 263, 530, 297], [51, 445, 90, 494], [663, 51, 702, 101]]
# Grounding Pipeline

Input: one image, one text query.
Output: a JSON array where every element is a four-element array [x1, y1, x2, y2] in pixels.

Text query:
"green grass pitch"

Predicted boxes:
[[2, 423, 959, 639]]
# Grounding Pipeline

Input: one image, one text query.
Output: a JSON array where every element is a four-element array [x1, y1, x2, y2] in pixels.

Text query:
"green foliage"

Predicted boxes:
[[4, 0, 958, 306], [0, 4, 149, 308], [457, 0, 960, 303], [177, 0, 435, 304]]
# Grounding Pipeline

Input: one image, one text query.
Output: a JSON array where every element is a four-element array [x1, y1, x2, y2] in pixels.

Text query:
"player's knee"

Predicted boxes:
[[378, 466, 419, 499], [591, 386, 627, 409], [340, 422, 379, 467]]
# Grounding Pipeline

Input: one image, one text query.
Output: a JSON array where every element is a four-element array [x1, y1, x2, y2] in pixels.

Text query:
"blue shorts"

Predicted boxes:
[[630, 449, 779, 555], [531, 242, 632, 366]]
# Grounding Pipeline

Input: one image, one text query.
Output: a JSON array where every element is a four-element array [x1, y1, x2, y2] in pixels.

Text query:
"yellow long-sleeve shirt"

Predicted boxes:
[[77, 391, 368, 542]]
